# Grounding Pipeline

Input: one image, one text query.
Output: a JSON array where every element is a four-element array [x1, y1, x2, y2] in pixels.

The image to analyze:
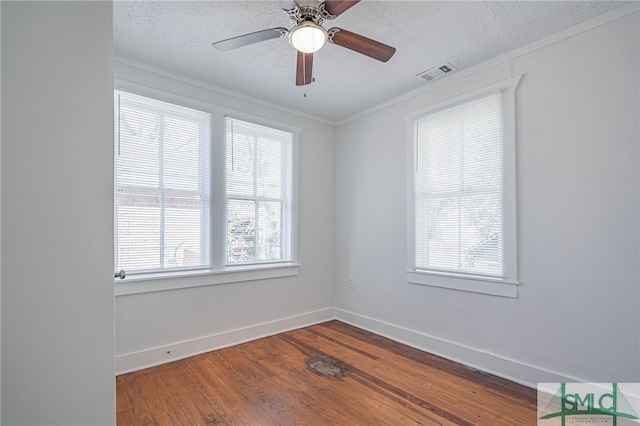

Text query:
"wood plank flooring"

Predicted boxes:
[[117, 320, 537, 425]]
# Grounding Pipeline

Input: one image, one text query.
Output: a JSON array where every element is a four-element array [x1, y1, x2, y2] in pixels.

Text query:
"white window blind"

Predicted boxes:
[[225, 117, 293, 265], [414, 93, 503, 277], [115, 91, 211, 275]]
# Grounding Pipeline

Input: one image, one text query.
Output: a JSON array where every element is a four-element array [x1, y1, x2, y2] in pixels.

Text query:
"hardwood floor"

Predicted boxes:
[[117, 321, 537, 425]]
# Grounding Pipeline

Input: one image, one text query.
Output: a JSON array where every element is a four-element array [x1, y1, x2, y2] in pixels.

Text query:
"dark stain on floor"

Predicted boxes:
[[305, 355, 347, 380]]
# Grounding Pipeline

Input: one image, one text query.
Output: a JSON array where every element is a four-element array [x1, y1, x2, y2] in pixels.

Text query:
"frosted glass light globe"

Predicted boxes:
[[289, 22, 328, 53]]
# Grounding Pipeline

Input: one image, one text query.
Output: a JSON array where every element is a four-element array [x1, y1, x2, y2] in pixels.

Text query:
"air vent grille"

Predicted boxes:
[[416, 62, 458, 83]]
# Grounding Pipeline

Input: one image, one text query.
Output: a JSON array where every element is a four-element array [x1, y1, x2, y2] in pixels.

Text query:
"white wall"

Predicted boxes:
[[113, 62, 336, 373], [0, 1, 3, 420], [1, 2, 115, 425], [335, 9, 640, 386]]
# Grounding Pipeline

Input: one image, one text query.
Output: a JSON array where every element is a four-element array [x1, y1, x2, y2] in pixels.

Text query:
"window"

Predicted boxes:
[[414, 93, 503, 276], [407, 77, 520, 297], [114, 89, 298, 289], [115, 91, 211, 275], [226, 117, 293, 265]]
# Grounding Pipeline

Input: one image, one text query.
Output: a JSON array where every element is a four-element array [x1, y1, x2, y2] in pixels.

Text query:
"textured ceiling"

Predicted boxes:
[[114, 1, 629, 123]]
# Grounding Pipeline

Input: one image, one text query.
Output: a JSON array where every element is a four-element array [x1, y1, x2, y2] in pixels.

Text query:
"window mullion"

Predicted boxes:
[[253, 134, 259, 262], [458, 128, 464, 271], [159, 113, 166, 269], [278, 145, 283, 262], [227, 194, 282, 203], [212, 113, 227, 269]]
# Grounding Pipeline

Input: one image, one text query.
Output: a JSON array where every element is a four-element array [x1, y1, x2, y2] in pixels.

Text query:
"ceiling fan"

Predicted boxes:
[[212, 0, 396, 86]]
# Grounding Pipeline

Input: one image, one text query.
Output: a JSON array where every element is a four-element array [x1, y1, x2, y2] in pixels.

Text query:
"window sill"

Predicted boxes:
[[115, 263, 300, 296], [406, 270, 519, 298]]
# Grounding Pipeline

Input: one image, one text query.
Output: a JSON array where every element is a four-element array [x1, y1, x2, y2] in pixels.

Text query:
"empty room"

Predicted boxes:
[[1, 1, 639, 425]]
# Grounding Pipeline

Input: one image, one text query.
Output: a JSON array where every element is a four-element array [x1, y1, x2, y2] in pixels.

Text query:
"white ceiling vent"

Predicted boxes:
[[416, 62, 458, 83]]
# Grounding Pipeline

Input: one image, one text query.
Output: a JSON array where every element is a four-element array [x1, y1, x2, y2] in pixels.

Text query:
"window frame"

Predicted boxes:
[[406, 76, 521, 298], [114, 90, 213, 275], [113, 81, 300, 296], [224, 116, 295, 267]]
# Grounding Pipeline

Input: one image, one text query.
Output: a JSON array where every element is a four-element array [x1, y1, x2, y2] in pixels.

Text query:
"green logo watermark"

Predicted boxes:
[[538, 383, 640, 425]]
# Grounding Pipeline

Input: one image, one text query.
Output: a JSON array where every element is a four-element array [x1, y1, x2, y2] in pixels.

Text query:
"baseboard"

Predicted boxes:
[[116, 307, 336, 375], [117, 305, 583, 387], [335, 308, 582, 389]]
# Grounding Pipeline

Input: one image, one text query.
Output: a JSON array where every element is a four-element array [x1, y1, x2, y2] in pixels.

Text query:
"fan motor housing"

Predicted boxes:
[[285, 4, 335, 26]]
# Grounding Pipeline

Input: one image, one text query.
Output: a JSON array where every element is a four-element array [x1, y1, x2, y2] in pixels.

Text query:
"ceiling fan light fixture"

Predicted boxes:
[[289, 22, 327, 53]]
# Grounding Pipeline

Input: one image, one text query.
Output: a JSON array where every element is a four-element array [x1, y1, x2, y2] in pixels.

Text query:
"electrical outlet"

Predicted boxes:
[[348, 276, 355, 289]]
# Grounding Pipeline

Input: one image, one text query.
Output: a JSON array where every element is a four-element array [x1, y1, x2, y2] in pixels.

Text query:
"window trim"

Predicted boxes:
[[405, 75, 522, 298], [115, 263, 300, 296], [113, 81, 300, 295]]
